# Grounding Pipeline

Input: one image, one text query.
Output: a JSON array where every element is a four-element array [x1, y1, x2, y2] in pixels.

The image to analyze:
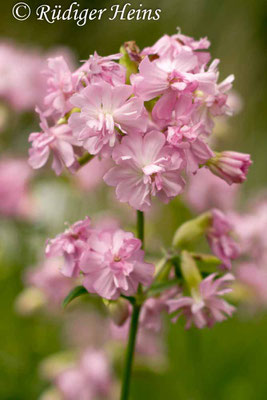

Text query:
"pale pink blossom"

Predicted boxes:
[[193, 64, 235, 134], [46, 217, 92, 277], [56, 348, 112, 400], [80, 229, 154, 300], [132, 51, 214, 101], [131, 49, 217, 130], [139, 298, 165, 332], [168, 273, 235, 329], [77, 52, 126, 85], [207, 151, 252, 184], [167, 122, 214, 173], [0, 158, 33, 218], [175, 33, 210, 51], [152, 92, 194, 128], [185, 168, 239, 213], [207, 209, 240, 270], [141, 34, 185, 58], [69, 81, 147, 155], [138, 287, 179, 332], [104, 131, 185, 211], [43, 56, 78, 117], [28, 108, 80, 175], [141, 32, 210, 65]]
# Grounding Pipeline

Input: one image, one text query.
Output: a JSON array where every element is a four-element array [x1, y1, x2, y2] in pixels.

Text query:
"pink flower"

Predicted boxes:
[[185, 168, 239, 213], [43, 56, 78, 117], [167, 122, 214, 173], [77, 52, 126, 86], [28, 108, 80, 175], [193, 64, 235, 134], [25, 258, 74, 304], [142, 32, 210, 60], [132, 52, 199, 101], [207, 151, 252, 185], [0, 158, 33, 218], [138, 287, 179, 332], [56, 348, 112, 400], [46, 217, 92, 277], [168, 273, 235, 329], [175, 33, 210, 51], [69, 81, 147, 155], [80, 229, 154, 300], [207, 209, 240, 270], [139, 298, 165, 332], [152, 92, 194, 128], [104, 131, 185, 211]]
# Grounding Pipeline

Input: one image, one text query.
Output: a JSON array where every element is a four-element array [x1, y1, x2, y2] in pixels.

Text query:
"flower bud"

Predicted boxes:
[[104, 298, 130, 326], [119, 43, 139, 83], [191, 253, 221, 273], [123, 41, 142, 63], [206, 151, 252, 185], [172, 212, 212, 249], [180, 251, 202, 291]]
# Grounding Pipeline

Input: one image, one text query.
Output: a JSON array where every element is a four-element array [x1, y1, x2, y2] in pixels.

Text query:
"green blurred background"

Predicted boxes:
[[1, 0, 267, 399]]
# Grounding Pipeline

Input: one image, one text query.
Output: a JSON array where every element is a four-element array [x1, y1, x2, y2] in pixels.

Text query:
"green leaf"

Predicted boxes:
[[62, 285, 89, 309]]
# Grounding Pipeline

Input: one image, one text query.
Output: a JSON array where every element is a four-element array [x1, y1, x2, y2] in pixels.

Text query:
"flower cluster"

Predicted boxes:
[[28, 31, 251, 210], [46, 217, 154, 300], [23, 33, 254, 399]]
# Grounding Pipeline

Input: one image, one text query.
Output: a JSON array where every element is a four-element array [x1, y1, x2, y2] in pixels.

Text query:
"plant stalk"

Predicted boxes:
[[119, 302, 141, 400], [137, 210, 144, 248], [119, 210, 145, 400]]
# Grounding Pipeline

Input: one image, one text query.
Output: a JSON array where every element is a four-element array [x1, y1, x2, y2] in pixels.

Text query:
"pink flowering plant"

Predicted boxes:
[[27, 31, 252, 399]]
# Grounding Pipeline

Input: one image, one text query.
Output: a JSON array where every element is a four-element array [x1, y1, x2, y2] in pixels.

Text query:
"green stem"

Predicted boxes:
[[120, 303, 141, 400], [77, 152, 94, 167], [137, 210, 144, 248], [119, 211, 145, 400]]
